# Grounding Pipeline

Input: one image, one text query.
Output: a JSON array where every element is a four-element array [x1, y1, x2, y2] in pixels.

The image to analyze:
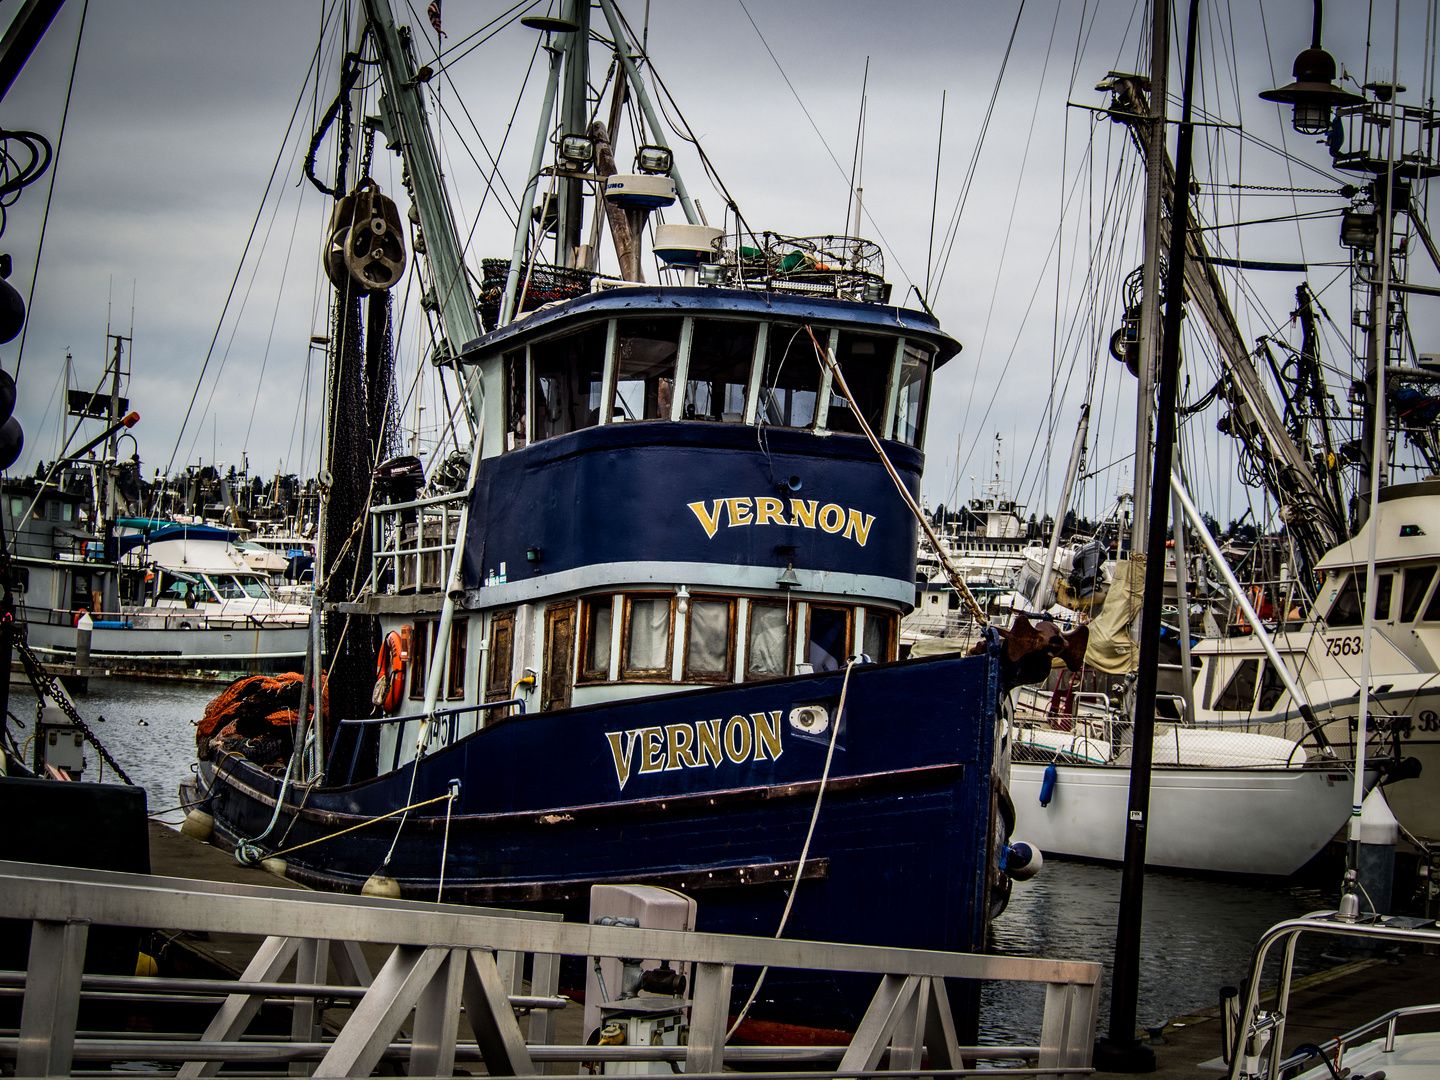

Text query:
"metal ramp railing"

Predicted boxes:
[[0, 860, 1102, 1077]]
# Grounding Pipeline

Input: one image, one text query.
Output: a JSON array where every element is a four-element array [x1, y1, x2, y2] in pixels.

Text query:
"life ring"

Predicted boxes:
[[373, 629, 407, 713]]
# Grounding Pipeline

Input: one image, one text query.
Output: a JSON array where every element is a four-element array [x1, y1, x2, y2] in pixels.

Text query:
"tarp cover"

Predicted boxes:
[[1083, 553, 1145, 674]]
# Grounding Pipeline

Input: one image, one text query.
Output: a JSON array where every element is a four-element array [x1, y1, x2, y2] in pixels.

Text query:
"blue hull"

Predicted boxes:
[[204, 647, 1006, 1032]]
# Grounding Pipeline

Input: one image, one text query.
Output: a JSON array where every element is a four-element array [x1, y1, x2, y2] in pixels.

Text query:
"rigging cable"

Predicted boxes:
[[11, 0, 88, 382]]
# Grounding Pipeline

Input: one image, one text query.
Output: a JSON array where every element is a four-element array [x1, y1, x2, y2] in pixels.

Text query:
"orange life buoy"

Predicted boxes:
[[373, 629, 407, 713]]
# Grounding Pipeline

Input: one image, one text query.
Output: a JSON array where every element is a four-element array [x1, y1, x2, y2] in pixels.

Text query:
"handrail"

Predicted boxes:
[[1, 860, 1102, 1078], [1227, 913, 1440, 1079], [341, 699, 527, 726], [368, 489, 469, 515]]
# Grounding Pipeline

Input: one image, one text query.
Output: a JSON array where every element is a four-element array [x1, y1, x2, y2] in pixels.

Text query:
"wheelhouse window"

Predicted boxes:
[[611, 317, 681, 422], [685, 319, 755, 422], [746, 601, 790, 679], [757, 323, 821, 429], [410, 619, 432, 699], [1373, 572, 1395, 621], [1213, 658, 1259, 711], [447, 618, 468, 700], [580, 595, 614, 681], [1257, 659, 1287, 711], [1326, 573, 1364, 628], [891, 342, 932, 446], [532, 324, 607, 440], [862, 610, 895, 663], [826, 331, 891, 437], [1402, 566, 1436, 621], [623, 595, 673, 677], [504, 350, 526, 450], [684, 596, 733, 680], [807, 604, 851, 672]]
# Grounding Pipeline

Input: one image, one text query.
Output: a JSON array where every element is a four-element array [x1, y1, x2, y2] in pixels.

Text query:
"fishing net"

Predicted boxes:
[[197, 671, 330, 769]]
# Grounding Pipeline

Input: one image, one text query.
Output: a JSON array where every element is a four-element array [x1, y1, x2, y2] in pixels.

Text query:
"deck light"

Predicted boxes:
[[1340, 210, 1378, 249], [676, 585, 690, 615], [558, 134, 595, 166], [636, 145, 673, 175], [1259, 3, 1363, 135], [696, 262, 728, 286]]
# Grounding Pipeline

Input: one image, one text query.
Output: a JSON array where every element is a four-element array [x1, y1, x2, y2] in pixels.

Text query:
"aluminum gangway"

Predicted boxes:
[[0, 860, 1101, 1078]]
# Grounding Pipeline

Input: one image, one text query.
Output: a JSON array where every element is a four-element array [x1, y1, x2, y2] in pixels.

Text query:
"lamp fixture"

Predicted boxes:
[[558, 134, 595, 166], [636, 145, 674, 175], [1258, 3, 1363, 135], [676, 585, 690, 615]]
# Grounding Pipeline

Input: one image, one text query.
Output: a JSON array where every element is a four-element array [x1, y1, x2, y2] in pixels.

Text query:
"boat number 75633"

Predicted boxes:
[[1323, 635, 1363, 657]]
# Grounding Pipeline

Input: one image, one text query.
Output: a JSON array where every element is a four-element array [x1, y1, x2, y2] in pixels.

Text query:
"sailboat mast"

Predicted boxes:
[[1130, 0, 1169, 554]]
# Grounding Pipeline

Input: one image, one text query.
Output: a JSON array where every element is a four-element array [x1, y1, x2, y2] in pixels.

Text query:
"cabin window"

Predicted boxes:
[[1213, 658, 1259, 711], [892, 343, 932, 446], [7, 496, 21, 519], [1257, 659, 1288, 711], [746, 600, 790, 679], [807, 604, 851, 672], [611, 317, 681, 422], [504, 350, 526, 450], [532, 324, 607, 439], [757, 322, 821, 429], [580, 596, 614, 681], [684, 319, 755, 422], [1401, 566, 1435, 621], [825, 331, 891, 437], [485, 611, 516, 714], [1425, 578, 1440, 622], [623, 595, 673, 677], [862, 610, 895, 663], [1326, 573, 1364, 627], [447, 618, 468, 700], [410, 619, 432, 699], [684, 596, 733, 680], [541, 601, 577, 710], [1373, 572, 1395, 621]]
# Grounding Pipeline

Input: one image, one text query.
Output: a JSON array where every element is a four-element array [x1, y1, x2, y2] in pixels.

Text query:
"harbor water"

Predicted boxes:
[[16, 676, 1347, 1045]]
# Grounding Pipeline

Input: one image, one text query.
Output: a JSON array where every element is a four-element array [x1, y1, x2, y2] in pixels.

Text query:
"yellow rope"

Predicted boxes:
[[268, 792, 454, 858]]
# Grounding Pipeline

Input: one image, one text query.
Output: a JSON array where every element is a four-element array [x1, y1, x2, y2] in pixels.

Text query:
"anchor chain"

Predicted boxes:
[[13, 628, 135, 785]]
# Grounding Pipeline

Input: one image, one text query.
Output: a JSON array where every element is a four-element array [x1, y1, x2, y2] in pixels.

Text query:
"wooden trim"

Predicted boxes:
[[485, 610, 516, 704], [681, 593, 736, 682], [408, 618, 430, 700], [744, 598, 792, 681], [541, 600, 577, 711], [620, 592, 675, 679], [804, 601, 853, 671], [447, 618, 468, 700], [576, 594, 615, 683]]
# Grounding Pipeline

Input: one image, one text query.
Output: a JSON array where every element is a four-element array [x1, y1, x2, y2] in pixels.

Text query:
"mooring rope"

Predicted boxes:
[[265, 791, 454, 859]]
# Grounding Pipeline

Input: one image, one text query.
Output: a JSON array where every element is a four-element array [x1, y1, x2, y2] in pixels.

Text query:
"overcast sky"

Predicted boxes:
[[3, 1, 1435, 530]]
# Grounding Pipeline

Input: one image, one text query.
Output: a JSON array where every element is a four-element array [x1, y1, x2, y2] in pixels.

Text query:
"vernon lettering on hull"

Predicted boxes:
[[605, 710, 784, 790], [686, 498, 876, 547]]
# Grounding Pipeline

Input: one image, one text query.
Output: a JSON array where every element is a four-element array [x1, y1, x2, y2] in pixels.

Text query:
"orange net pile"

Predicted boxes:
[[198, 672, 330, 769]]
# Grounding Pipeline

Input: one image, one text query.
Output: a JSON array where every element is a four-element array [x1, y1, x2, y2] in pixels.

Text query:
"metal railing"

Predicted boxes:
[[1226, 913, 1440, 1080], [330, 700, 528, 780], [370, 491, 467, 596], [0, 860, 1101, 1078]]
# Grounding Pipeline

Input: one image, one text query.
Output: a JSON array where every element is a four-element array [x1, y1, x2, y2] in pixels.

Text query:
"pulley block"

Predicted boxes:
[[322, 180, 407, 293]]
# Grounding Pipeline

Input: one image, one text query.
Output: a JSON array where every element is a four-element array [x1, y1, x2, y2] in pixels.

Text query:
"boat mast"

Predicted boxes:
[[360, 0, 485, 437], [1128, 0, 1169, 556], [556, 0, 590, 269]]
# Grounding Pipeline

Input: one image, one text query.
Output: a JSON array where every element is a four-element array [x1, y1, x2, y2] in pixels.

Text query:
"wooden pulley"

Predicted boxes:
[[344, 181, 406, 291], [323, 189, 359, 292]]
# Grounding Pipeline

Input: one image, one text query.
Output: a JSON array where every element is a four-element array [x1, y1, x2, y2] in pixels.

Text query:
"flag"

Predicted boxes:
[[428, 0, 445, 37]]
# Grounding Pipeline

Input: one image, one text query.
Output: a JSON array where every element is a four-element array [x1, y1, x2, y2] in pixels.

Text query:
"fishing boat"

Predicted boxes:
[[191, 0, 1024, 1036]]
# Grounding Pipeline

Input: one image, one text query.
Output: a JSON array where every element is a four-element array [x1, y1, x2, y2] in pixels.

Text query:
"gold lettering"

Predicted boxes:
[[695, 719, 724, 766], [724, 497, 754, 526], [843, 509, 876, 546], [605, 729, 641, 790], [790, 499, 818, 528], [756, 496, 786, 526], [666, 723, 700, 769], [687, 501, 722, 539], [752, 710, 784, 761], [724, 715, 752, 763], [637, 727, 667, 773], [819, 503, 845, 533]]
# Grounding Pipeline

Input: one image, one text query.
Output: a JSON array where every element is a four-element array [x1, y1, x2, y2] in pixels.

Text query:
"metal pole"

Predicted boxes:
[[594, 0, 699, 225], [1097, 0, 1197, 1069], [1130, 0, 1170, 556], [1170, 454, 1195, 723], [500, 47, 564, 327], [1035, 403, 1090, 609]]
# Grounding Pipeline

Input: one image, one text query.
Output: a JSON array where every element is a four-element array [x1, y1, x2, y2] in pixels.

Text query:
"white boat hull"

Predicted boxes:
[[1011, 761, 1353, 875]]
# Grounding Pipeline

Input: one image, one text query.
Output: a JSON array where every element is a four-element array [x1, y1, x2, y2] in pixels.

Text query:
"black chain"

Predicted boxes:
[[304, 50, 366, 199], [13, 629, 136, 785]]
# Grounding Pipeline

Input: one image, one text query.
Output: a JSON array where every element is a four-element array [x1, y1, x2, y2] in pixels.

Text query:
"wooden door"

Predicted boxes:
[[542, 601, 577, 712]]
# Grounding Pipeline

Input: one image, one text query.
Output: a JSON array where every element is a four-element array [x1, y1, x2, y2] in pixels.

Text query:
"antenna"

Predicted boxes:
[[844, 57, 869, 236]]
